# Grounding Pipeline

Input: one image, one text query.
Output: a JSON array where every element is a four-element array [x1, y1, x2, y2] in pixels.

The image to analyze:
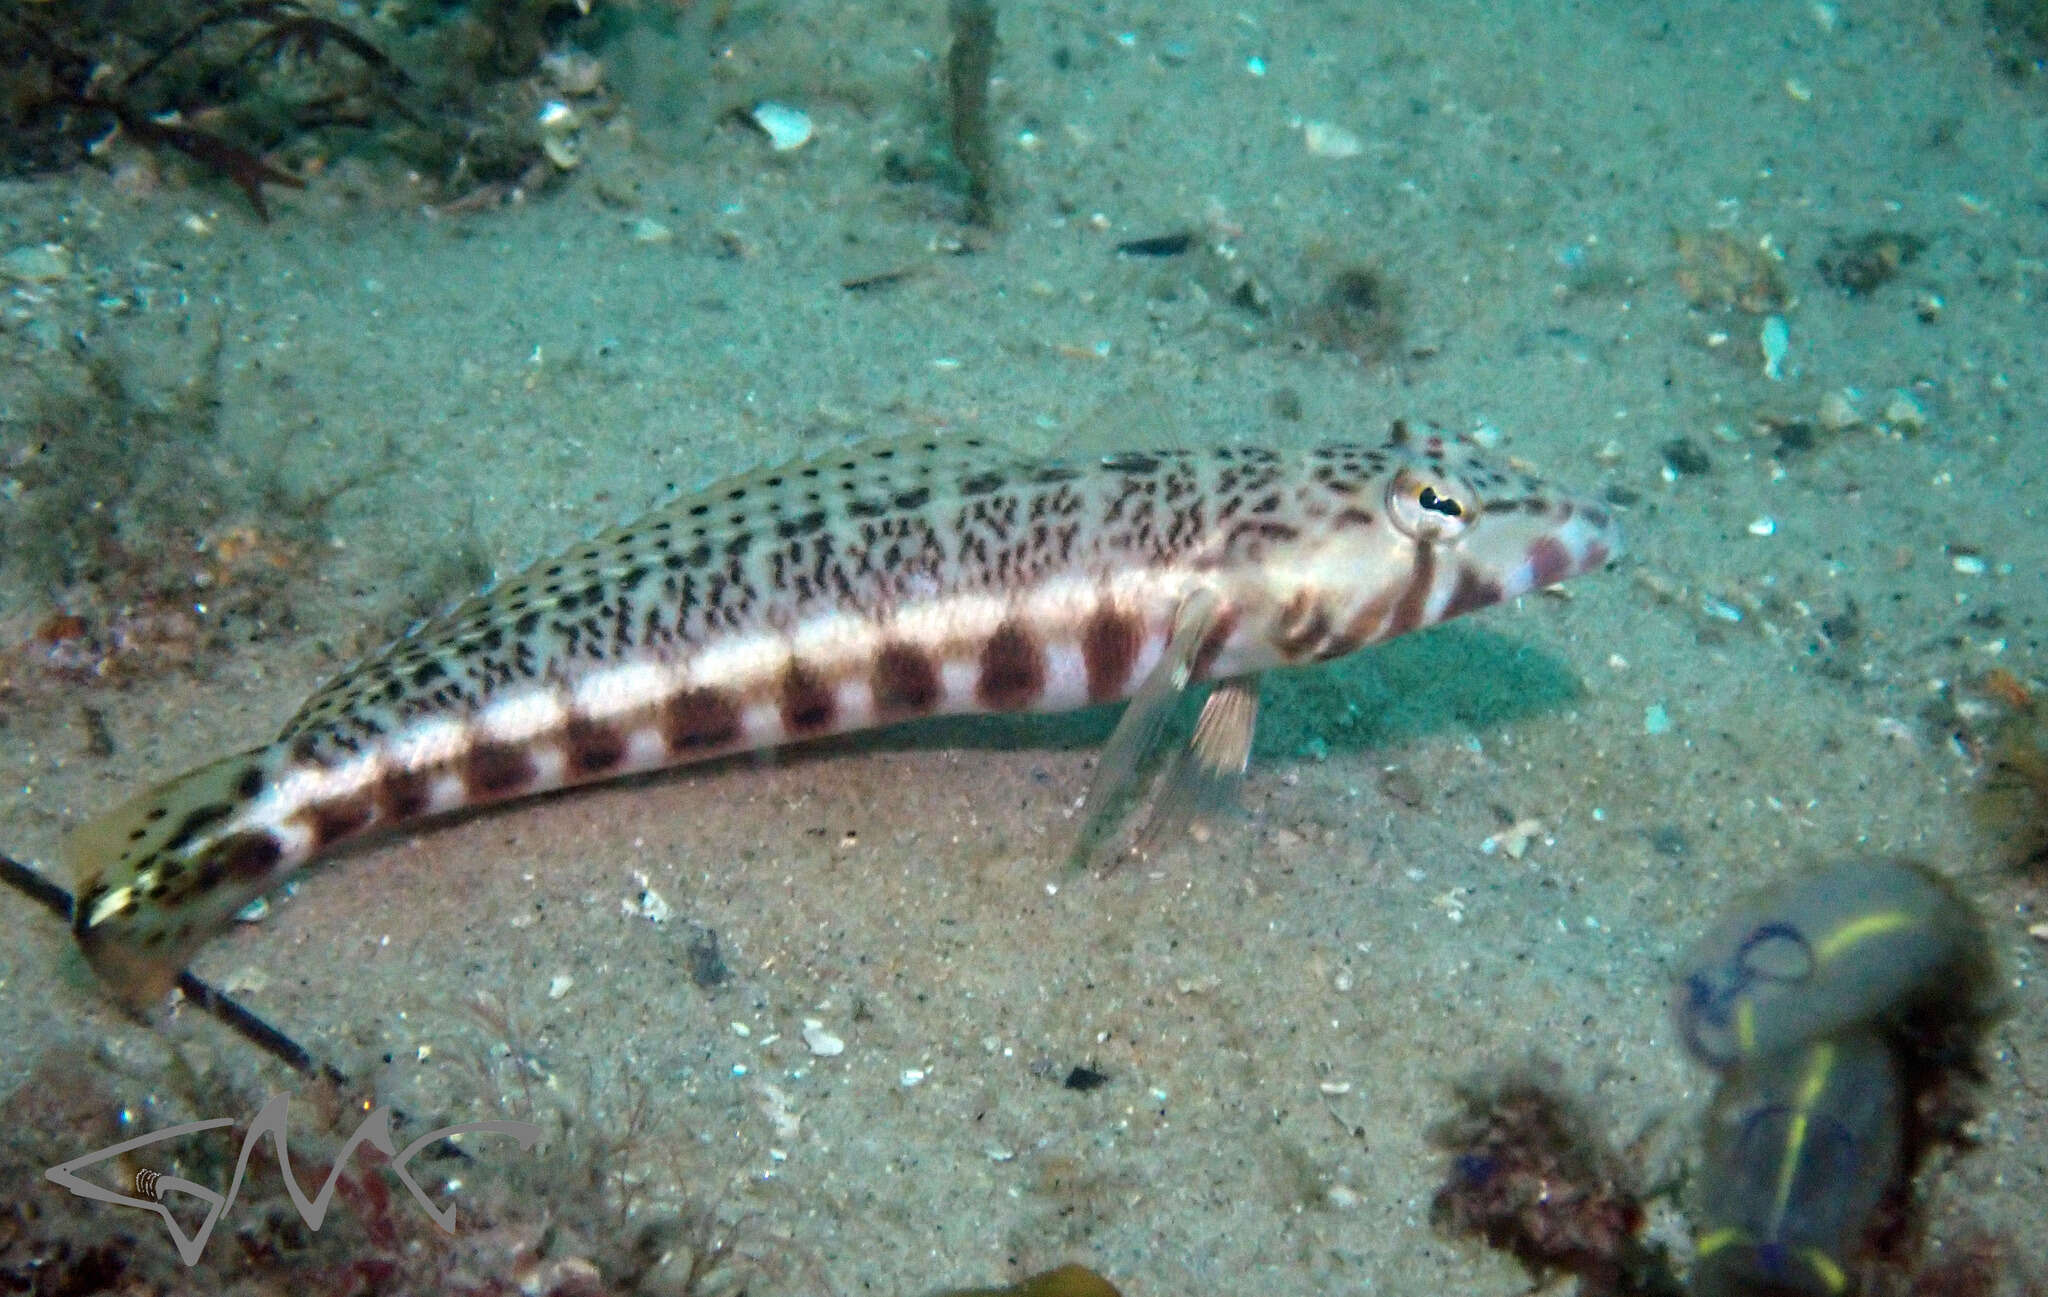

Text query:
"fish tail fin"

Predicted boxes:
[[67, 746, 285, 1011]]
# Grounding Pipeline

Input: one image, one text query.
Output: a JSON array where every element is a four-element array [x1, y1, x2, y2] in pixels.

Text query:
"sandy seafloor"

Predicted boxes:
[[2, 0, 2045, 1292]]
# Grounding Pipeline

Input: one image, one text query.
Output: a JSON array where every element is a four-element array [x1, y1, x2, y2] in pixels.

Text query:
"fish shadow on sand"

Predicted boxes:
[[810, 620, 1587, 765]]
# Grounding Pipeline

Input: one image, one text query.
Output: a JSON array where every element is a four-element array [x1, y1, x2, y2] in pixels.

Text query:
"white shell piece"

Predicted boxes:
[[1760, 314, 1790, 381], [802, 1019, 846, 1056], [750, 102, 814, 152], [1302, 119, 1364, 158]]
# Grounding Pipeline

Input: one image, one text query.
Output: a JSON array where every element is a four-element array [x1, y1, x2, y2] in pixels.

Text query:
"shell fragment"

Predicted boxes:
[[749, 102, 814, 152], [1759, 314, 1790, 381], [1301, 120, 1365, 158]]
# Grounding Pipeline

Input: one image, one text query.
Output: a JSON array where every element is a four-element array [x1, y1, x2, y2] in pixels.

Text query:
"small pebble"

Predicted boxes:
[[1748, 516, 1777, 537], [1481, 817, 1545, 859], [1301, 120, 1364, 158], [1883, 389, 1927, 432], [223, 966, 270, 994], [750, 101, 814, 151], [1660, 437, 1711, 476], [756, 1082, 801, 1139], [1644, 703, 1673, 735], [629, 217, 674, 244], [1817, 389, 1861, 432], [802, 1018, 846, 1057], [1, 243, 69, 282], [548, 974, 574, 999], [622, 871, 672, 922], [541, 48, 606, 96], [1759, 315, 1790, 381]]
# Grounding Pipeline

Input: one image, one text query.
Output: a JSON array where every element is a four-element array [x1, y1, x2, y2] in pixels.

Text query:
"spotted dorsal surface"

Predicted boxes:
[[69, 422, 1620, 1007]]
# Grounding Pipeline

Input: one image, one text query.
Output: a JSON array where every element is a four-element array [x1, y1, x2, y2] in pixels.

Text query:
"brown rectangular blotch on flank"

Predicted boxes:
[[1190, 608, 1241, 681], [1526, 536, 1574, 590], [235, 764, 268, 799], [1335, 586, 1399, 654], [1270, 589, 1332, 660], [565, 711, 629, 777], [976, 620, 1046, 711], [161, 801, 235, 854], [376, 766, 434, 821], [1384, 542, 1438, 639], [1439, 564, 1504, 622], [872, 641, 940, 715], [1080, 604, 1143, 702], [663, 686, 742, 753], [194, 830, 283, 892], [464, 740, 539, 799], [223, 831, 284, 879], [306, 792, 376, 850], [779, 662, 838, 734]]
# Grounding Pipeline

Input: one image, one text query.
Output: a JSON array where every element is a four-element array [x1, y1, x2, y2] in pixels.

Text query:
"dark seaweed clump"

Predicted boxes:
[[1985, 0, 2048, 82], [1970, 669, 2048, 880], [0, 337, 382, 704], [1817, 229, 1926, 298], [0, 0, 602, 217], [1427, 1059, 1683, 1297], [1297, 262, 1409, 365]]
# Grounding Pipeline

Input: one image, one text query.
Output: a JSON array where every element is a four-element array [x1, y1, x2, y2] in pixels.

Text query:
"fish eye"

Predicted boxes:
[[1385, 469, 1477, 541]]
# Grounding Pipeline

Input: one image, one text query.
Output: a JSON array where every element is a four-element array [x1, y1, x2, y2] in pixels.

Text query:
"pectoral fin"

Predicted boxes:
[[1070, 587, 1247, 864], [1132, 675, 1259, 857]]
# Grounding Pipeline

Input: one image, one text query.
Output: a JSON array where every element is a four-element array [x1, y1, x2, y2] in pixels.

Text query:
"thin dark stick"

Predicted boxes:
[[175, 969, 345, 1083], [0, 849, 343, 1082], [945, 0, 1000, 228], [0, 848, 74, 917], [121, 0, 310, 93], [241, 14, 417, 90]]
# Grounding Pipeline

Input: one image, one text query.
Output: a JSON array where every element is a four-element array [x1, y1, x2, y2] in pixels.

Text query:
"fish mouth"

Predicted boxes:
[[1485, 498, 1624, 601], [1406, 496, 1620, 633]]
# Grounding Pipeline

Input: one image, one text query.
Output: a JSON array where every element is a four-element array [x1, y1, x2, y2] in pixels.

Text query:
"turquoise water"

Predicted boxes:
[[0, 2, 2042, 1292]]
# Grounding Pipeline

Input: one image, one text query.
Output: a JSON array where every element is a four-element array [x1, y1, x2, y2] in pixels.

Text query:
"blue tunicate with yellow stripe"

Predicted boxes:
[[1690, 1029, 1902, 1297], [1673, 857, 1989, 1070]]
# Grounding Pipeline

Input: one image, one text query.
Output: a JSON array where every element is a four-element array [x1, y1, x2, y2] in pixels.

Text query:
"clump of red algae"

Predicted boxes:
[[1427, 1058, 1683, 1297], [0, 340, 391, 712]]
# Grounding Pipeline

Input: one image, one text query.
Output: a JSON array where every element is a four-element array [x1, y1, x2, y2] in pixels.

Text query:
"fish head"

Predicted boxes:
[[1383, 431, 1623, 606], [1292, 426, 1623, 656]]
